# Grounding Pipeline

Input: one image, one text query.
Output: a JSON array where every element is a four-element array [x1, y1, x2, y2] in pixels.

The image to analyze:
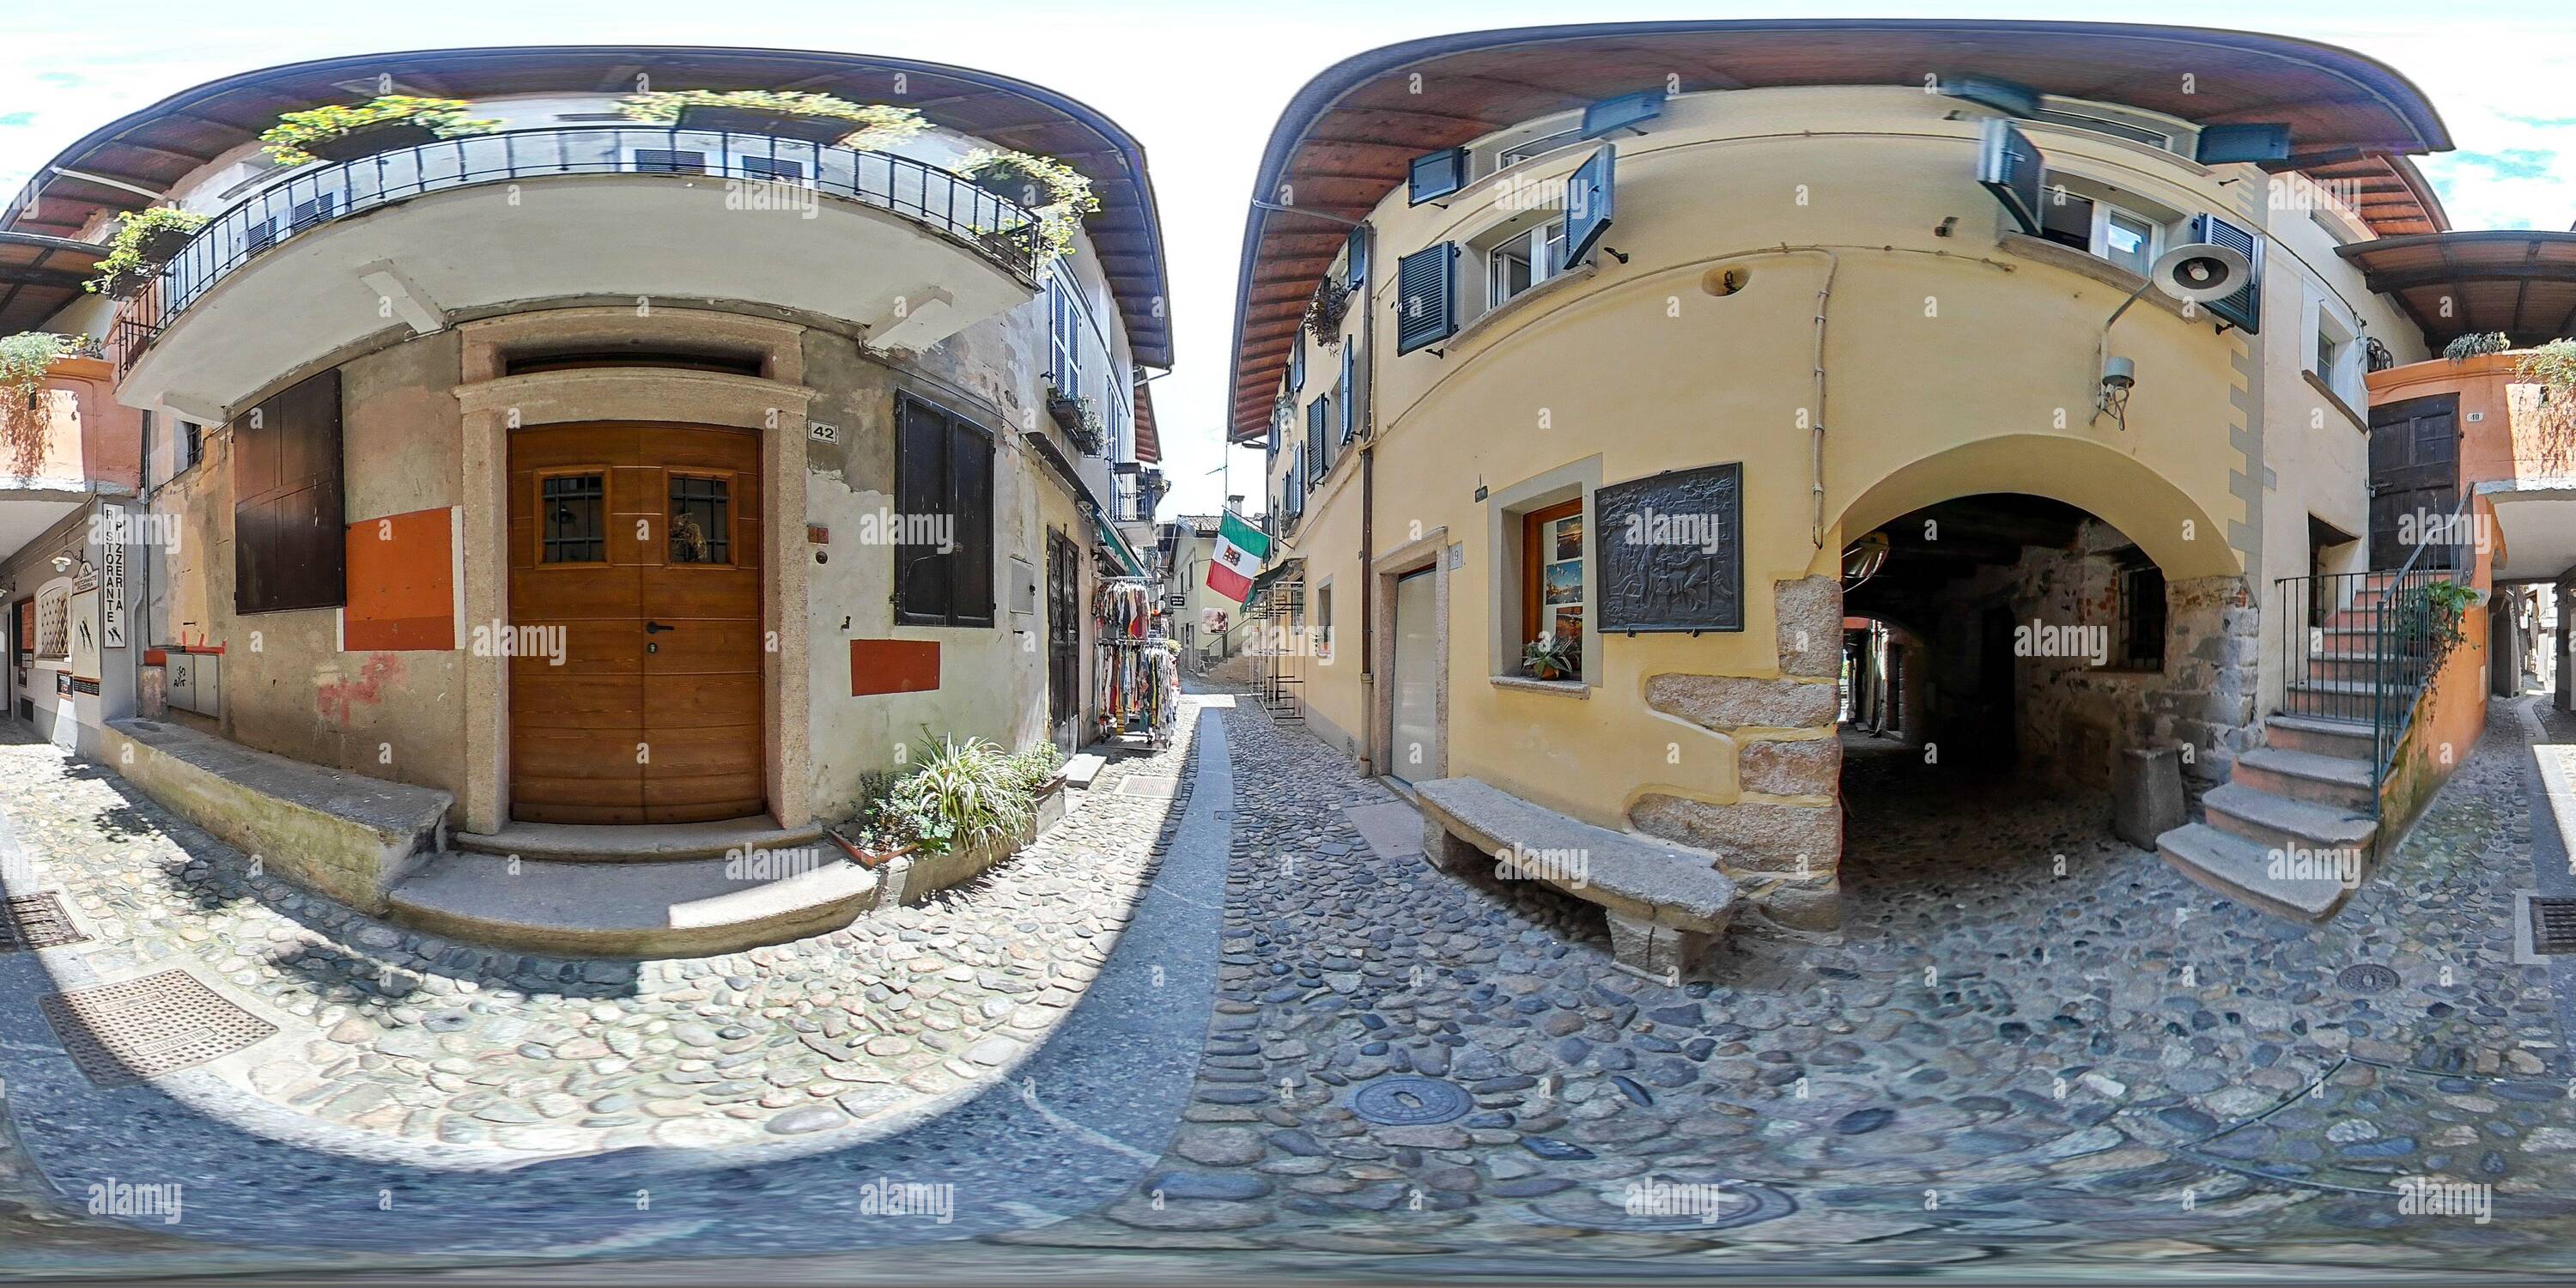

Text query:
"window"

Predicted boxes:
[[181, 421, 203, 472], [234, 369, 344, 615], [1313, 582, 1333, 660], [631, 149, 708, 173], [1306, 396, 1329, 483], [539, 473, 606, 563], [893, 393, 996, 627], [2313, 304, 2360, 402], [1521, 499, 1584, 672], [667, 475, 732, 565], [1048, 273, 1084, 393], [2037, 180, 2160, 277], [34, 587, 69, 659], [1498, 128, 1583, 167], [1485, 219, 1567, 310], [738, 156, 805, 183], [2108, 551, 2166, 671]]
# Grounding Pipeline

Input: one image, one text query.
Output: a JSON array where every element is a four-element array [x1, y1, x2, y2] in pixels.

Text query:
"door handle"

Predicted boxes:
[[645, 621, 675, 635]]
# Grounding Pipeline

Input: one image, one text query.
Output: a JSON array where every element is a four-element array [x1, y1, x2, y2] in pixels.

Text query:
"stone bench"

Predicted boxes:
[[1413, 777, 1739, 975]]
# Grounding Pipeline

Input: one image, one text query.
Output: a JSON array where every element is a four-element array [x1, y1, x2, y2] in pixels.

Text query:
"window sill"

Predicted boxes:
[[2301, 368, 2369, 432], [1448, 263, 1601, 353], [1492, 674, 1588, 698], [1996, 233, 2194, 323]]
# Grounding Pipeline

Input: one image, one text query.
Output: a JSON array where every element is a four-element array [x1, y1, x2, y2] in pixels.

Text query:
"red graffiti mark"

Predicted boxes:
[[317, 653, 403, 726]]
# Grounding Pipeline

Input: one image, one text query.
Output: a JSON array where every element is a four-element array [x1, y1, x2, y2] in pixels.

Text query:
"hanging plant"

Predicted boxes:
[[1305, 276, 1352, 348], [85, 207, 209, 296], [2445, 331, 2512, 363], [2522, 338, 2576, 404], [260, 95, 501, 166], [3, 331, 86, 463], [618, 90, 926, 149], [959, 149, 1099, 263]]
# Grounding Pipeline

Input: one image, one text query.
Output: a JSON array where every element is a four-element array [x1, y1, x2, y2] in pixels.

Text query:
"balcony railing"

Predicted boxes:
[[112, 125, 1042, 375]]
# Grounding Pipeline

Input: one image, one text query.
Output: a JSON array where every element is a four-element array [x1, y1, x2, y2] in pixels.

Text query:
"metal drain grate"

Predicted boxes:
[[2336, 963, 2401, 995], [1117, 776, 1182, 799], [2533, 898, 2576, 955], [39, 970, 276, 1086], [1349, 1074, 1472, 1126], [0, 893, 88, 951]]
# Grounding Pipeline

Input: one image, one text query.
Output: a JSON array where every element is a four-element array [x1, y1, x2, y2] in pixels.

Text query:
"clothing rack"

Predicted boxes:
[[1094, 578, 1176, 745]]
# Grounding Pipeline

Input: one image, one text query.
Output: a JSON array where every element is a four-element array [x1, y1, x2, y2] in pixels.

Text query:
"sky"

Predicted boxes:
[[5, 0, 2573, 522]]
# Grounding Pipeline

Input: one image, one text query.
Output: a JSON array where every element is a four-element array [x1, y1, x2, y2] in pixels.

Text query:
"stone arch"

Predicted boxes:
[[1836, 434, 2240, 581]]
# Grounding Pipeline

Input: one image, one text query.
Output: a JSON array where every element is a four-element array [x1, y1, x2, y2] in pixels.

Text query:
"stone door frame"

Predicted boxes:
[[1370, 525, 1449, 787]]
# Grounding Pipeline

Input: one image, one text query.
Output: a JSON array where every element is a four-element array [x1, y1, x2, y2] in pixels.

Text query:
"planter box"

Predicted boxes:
[[675, 104, 852, 145], [132, 225, 197, 264], [303, 121, 441, 163], [1033, 775, 1069, 835], [1047, 394, 1086, 432], [974, 170, 1044, 205]]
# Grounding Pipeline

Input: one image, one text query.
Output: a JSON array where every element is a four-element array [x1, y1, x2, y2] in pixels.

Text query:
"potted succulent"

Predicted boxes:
[[619, 90, 927, 149], [959, 149, 1099, 262], [85, 207, 210, 298], [1522, 630, 1577, 681], [260, 95, 501, 166]]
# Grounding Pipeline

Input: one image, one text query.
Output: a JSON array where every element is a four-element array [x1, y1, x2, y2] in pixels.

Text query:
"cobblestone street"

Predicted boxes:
[[3, 688, 2573, 1277]]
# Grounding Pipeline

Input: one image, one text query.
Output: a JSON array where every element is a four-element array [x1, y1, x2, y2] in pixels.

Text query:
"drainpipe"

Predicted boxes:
[[1357, 221, 1378, 774]]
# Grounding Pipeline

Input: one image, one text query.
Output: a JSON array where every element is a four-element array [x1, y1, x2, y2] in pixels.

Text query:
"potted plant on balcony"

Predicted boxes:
[[618, 90, 927, 149], [1522, 630, 1577, 682], [959, 149, 1099, 263], [259, 96, 501, 166], [1305, 276, 1352, 348], [84, 207, 209, 298]]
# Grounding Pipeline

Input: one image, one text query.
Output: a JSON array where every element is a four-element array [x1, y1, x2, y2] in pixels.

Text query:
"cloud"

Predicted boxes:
[[0, 112, 34, 128]]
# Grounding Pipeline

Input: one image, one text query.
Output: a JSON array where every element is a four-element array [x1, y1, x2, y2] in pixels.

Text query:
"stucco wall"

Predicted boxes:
[[1265, 84, 2391, 927]]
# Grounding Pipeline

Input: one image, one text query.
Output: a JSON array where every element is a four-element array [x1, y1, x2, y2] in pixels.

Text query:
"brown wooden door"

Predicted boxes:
[[507, 422, 764, 823], [2368, 393, 2458, 570]]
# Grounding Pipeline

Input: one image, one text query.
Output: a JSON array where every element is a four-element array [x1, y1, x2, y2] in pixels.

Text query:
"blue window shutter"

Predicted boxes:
[[1307, 397, 1327, 474], [2196, 125, 2292, 166], [1977, 118, 2046, 236], [1581, 89, 1664, 138], [1407, 148, 1468, 204], [1339, 346, 1357, 442], [1288, 336, 1305, 392], [1564, 146, 1616, 265], [1346, 225, 1369, 289], [2190, 213, 2264, 334], [1394, 243, 1458, 355], [1940, 75, 2039, 118]]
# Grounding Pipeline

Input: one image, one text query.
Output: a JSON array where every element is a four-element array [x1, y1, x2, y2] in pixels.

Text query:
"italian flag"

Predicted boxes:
[[1207, 510, 1271, 604]]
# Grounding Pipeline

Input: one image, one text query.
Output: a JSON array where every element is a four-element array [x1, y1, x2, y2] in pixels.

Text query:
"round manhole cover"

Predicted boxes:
[[1528, 1177, 1799, 1232], [2337, 963, 2401, 994], [1349, 1075, 1472, 1126]]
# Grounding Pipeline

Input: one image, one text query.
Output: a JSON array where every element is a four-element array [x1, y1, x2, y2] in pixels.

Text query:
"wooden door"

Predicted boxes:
[[1047, 531, 1079, 732], [1389, 568, 1440, 784], [507, 422, 765, 824], [2369, 394, 2459, 570]]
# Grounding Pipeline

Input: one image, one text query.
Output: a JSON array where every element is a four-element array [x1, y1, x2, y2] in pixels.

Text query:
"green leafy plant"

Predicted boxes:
[[259, 95, 501, 166], [1522, 630, 1577, 680], [617, 90, 926, 148], [2444, 331, 2512, 362], [1305, 276, 1352, 348], [2, 331, 92, 473], [2522, 338, 2576, 406], [885, 733, 1035, 855], [959, 149, 1098, 263], [85, 207, 209, 296]]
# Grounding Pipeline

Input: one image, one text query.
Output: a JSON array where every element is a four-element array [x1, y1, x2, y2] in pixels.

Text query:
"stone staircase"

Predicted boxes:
[[2157, 572, 2404, 923]]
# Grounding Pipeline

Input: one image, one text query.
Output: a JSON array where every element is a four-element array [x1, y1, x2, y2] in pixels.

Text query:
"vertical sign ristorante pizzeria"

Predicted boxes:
[[1596, 463, 1743, 633]]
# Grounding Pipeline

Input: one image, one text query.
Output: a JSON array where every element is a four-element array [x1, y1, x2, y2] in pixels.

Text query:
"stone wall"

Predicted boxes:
[[1634, 575, 1844, 935]]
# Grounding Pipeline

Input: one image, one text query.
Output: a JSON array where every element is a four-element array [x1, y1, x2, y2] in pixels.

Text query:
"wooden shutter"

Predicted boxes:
[[948, 416, 995, 625], [2195, 125, 2291, 166], [1565, 146, 1617, 265], [234, 368, 344, 615], [1339, 346, 1358, 442], [1407, 148, 1467, 205], [894, 394, 951, 623], [1306, 398, 1327, 477], [1394, 243, 1458, 355], [2190, 213, 2265, 334], [1288, 335, 1306, 393], [1346, 224, 1369, 289]]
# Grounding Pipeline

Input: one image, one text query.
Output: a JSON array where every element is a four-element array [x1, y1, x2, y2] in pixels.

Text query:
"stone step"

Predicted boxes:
[[2156, 823, 2356, 923], [2284, 675, 2379, 697], [1061, 753, 1109, 789], [2233, 745, 2376, 812], [452, 817, 823, 864], [2202, 781, 2377, 857], [388, 849, 879, 957], [2300, 654, 2406, 684], [2263, 714, 2375, 761]]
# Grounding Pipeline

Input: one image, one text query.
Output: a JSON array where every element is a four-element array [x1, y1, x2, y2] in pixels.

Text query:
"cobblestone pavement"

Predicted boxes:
[[1006, 692, 2576, 1273], [3, 689, 2574, 1279]]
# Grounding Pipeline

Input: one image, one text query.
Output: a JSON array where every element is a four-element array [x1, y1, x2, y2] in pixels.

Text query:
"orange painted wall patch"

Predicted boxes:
[[850, 640, 939, 696], [344, 507, 455, 651]]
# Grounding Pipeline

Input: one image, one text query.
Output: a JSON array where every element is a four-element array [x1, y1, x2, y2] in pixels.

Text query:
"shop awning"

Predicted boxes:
[[1091, 505, 1147, 578], [1248, 557, 1303, 600]]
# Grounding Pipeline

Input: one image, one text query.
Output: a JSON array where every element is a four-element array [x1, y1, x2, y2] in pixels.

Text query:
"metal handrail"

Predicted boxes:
[[2271, 494, 2476, 813], [112, 125, 1042, 374]]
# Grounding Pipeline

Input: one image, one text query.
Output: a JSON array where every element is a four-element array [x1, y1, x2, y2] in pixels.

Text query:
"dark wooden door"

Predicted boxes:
[[2369, 394, 2459, 569], [507, 423, 764, 824], [1047, 531, 1079, 731]]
